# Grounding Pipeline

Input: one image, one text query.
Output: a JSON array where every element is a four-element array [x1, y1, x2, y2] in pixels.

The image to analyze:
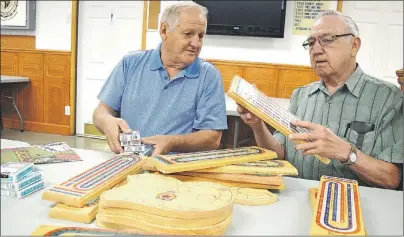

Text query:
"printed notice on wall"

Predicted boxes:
[[293, 1, 330, 36]]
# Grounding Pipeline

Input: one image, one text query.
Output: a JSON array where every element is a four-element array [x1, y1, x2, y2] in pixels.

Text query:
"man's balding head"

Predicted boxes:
[[306, 10, 361, 80]]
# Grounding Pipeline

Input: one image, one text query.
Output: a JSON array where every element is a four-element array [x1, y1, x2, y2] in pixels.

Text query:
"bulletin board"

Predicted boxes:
[[292, 1, 330, 36], [1, 0, 36, 31]]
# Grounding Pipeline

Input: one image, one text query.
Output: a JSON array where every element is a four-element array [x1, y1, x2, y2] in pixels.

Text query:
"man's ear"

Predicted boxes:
[[351, 37, 361, 57], [160, 22, 169, 40]]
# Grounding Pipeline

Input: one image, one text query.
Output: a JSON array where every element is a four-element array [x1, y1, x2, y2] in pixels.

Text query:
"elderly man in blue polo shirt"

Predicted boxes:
[[93, 2, 227, 155]]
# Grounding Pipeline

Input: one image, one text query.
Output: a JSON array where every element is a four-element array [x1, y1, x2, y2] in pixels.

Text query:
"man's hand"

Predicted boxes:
[[104, 117, 132, 154], [141, 135, 175, 156], [288, 120, 351, 161], [237, 104, 263, 129]]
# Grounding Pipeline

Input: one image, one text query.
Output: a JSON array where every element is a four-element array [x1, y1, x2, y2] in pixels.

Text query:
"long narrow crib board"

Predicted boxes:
[[48, 178, 129, 223], [31, 225, 146, 236], [191, 160, 298, 176], [42, 153, 145, 207], [151, 146, 277, 174], [227, 75, 330, 165], [310, 176, 366, 236]]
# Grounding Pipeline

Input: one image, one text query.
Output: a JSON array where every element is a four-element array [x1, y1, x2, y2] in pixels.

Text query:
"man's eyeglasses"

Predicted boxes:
[[302, 33, 354, 50]]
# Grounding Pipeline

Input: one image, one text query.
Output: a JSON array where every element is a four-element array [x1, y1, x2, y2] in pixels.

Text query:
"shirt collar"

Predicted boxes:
[[344, 64, 364, 97], [308, 64, 364, 97], [149, 43, 201, 79]]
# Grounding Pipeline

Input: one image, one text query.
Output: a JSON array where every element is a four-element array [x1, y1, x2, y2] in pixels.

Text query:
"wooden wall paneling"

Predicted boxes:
[[0, 52, 19, 120], [277, 68, 315, 98], [18, 52, 44, 123], [242, 67, 278, 97], [212, 64, 243, 92], [43, 54, 70, 126], [0, 52, 19, 75], [0, 35, 35, 50]]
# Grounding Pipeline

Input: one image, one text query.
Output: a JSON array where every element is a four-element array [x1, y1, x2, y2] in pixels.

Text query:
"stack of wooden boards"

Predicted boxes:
[[42, 153, 146, 223], [97, 173, 233, 235], [308, 176, 367, 236], [143, 146, 298, 206], [39, 146, 298, 235]]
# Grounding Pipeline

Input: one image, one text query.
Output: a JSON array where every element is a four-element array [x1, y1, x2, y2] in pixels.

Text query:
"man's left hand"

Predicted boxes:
[[141, 135, 175, 156], [288, 120, 351, 162]]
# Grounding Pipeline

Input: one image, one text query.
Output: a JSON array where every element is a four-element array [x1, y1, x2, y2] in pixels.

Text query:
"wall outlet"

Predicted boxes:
[[65, 106, 70, 116]]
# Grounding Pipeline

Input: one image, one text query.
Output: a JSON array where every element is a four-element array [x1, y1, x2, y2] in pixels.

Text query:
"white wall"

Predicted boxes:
[[0, 1, 72, 51], [146, 1, 403, 86], [35, 1, 72, 51], [146, 0, 339, 66]]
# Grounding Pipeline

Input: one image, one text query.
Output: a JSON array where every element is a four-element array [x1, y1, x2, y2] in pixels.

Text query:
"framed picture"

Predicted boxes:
[[1, 0, 36, 30]]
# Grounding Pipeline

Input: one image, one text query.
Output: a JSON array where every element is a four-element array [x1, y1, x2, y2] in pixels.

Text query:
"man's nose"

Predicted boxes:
[[311, 40, 323, 55], [190, 35, 201, 47]]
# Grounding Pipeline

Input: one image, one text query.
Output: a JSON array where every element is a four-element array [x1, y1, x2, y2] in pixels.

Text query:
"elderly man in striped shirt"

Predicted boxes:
[[237, 10, 403, 189]]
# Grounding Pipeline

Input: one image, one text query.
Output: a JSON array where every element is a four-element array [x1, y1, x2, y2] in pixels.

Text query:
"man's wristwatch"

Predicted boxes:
[[342, 143, 357, 166]]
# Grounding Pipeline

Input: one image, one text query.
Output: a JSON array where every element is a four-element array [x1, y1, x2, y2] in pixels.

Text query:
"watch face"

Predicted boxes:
[[350, 152, 357, 163]]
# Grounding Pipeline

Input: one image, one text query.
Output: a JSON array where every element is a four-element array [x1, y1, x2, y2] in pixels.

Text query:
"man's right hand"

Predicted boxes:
[[103, 117, 132, 154], [237, 104, 263, 129]]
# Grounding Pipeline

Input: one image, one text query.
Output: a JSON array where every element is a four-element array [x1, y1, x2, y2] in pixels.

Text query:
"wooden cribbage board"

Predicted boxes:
[[191, 160, 298, 176], [178, 172, 283, 186], [48, 178, 129, 223], [42, 153, 145, 207], [31, 225, 145, 236], [308, 187, 318, 212], [310, 176, 366, 236], [166, 174, 286, 190], [230, 187, 278, 206], [96, 212, 231, 236], [151, 146, 277, 173], [99, 173, 235, 220], [227, 75, 330, 165]]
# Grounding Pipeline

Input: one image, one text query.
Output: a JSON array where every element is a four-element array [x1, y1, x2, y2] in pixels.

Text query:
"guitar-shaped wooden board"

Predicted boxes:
[[99, 173, 235, 220], [230, 187, 278, 206]]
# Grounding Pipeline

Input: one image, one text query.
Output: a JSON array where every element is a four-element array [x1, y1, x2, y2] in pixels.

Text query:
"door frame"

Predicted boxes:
[[70, 0, 78, 135], [70, 1, 148, 136]]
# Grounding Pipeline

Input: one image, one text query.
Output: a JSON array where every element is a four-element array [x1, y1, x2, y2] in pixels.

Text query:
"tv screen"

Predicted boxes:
[[194, 0, 287, 38]]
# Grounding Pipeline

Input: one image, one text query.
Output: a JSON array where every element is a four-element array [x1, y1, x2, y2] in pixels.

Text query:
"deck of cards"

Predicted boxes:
[[1, 162, 45, 199], [119, 131, 153, 156]]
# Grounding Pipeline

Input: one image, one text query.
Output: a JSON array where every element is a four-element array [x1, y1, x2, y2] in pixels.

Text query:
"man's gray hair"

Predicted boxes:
[[160, 1, 208, 32], [315, 10, 360, 37]]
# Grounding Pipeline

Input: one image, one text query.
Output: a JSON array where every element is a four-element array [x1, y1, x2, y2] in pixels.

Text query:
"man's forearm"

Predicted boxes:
[[343, 149, 401, 189], [93, 104, 117, 135], [170, 130, 222, 153], [252, 122, 285, 159]]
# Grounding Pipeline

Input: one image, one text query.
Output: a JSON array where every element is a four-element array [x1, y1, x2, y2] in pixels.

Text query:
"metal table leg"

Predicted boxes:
[[11, 90, 24, 132], [233, 117, 240, 148], [1, 90, 24, 132]]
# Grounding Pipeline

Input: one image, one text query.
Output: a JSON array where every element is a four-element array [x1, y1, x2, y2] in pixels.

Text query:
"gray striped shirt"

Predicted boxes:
[[274, 65, 404, 186]]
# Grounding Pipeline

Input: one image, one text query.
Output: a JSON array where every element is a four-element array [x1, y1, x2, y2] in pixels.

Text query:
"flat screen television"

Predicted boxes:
[[193, 0, 287, 38]]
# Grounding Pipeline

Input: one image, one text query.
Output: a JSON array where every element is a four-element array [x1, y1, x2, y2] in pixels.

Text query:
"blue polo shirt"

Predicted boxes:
[[97, 44, 228, 138]]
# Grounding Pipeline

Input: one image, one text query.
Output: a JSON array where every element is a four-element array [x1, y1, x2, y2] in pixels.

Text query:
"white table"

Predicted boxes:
[[1, 140, 402, 236], [225, 96, 290, 147], [1, 75, 30, 132]]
